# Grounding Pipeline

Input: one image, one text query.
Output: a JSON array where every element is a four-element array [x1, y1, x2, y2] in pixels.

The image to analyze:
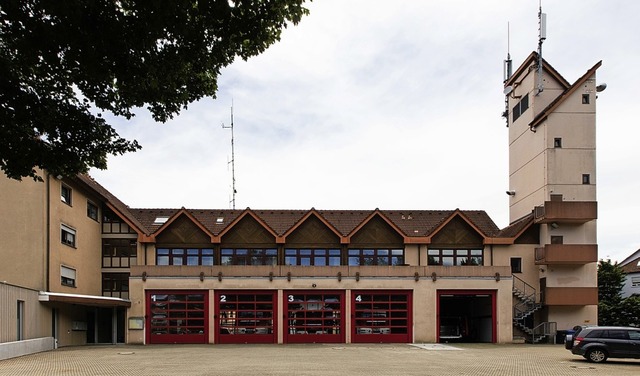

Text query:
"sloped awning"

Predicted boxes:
[[38, 292, 131, 308]]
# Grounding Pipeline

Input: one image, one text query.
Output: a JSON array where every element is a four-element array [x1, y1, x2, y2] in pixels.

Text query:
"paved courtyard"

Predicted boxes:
[[0, 343, 638, 376]]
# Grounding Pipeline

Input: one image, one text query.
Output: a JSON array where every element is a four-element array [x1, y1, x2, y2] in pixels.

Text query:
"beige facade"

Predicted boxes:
[[0, 51, 601, 352], [505, 52, 600, 332], [0, 173, 131, 348]]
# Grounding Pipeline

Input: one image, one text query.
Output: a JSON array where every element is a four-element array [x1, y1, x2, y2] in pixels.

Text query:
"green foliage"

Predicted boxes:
[[597, 259, 638, 326], [0, 0, 310, 180]]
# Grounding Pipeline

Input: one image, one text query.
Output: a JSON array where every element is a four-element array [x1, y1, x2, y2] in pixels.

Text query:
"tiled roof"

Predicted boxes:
[[505, 51, 570, 89], [75, 174, 516, 242], [74, 174, 149, 234], [620, 249, 640, 273], [497, 213, 534, 238], [529, 60, 602, 130], [128, 207, 502, 240]]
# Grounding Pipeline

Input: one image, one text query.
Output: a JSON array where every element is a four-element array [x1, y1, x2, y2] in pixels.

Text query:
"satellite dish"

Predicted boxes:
[[596, 83, 607, 92], [503, 86, 514, 96]]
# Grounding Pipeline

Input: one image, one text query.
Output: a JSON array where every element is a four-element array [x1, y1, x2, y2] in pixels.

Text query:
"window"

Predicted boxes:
[[17, 301, 24, 341], [156, 248, 215, 266], [550, 236, 563, 244], [512, 93, 529, 122], [348, 249, 404, 266], [153, 216, 169, 225], [102, 273, 129, 299], [550, 194, 563, 202], [582, 174, 591, 184], [510, 257, 522, 273], [61, 266, 76, 287], [102, 238, 137, 267], [87, 201, 98, 221], [554, 138, 562, 148], [427, 249, 483, 266], [221, 248, 277, 266], [631, 276, 640, 288], [61, 224, 76, 247], [582, 93, 590, 104], [61, 185, 72, 205], [285, 249, 341, 266], [102, 207, 136, 234]]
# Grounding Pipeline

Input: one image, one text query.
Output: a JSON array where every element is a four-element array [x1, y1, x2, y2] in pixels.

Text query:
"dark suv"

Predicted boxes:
[[565, 326, 640, 363]]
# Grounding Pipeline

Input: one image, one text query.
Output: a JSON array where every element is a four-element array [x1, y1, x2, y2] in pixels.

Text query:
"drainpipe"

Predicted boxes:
[[46, 173, 51, 291], [490, 244, 494, 266]]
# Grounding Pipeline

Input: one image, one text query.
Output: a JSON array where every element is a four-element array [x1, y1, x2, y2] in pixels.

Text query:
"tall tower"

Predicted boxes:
[[504, 47, 602, 329]]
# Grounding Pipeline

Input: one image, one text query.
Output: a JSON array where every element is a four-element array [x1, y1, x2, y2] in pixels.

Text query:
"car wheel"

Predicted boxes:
[[585, 348, 608, 363]]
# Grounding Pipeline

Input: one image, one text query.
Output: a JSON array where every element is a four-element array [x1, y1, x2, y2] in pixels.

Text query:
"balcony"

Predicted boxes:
[[533, 201, 597, 224], [543, 287, 598, 306], [535, 244, 598, 265]]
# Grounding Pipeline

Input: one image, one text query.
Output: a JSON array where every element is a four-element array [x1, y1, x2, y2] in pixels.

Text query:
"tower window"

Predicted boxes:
[[512, 93, 530, 122], [582, 94, 590, 104], [582, 174, 591, 184], [551, 236, 564, 244], [510, 257, 522, 273], [554, 138, 562, 148]]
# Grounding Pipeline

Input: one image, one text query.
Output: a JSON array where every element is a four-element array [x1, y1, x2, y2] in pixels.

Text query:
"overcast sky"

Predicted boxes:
[[90, 0, 640, 263]]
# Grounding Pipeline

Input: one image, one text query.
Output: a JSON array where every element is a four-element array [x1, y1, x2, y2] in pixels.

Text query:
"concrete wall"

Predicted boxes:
[[49, 177, 104, 296], [0, 174, 47, 291], [0, 283, 51, 344], [0, 337, 55, 361]]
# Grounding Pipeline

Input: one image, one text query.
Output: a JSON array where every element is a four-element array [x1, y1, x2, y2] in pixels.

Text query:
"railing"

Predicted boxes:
[[531, 321, 557, 344], [512, 275, 539, 319]]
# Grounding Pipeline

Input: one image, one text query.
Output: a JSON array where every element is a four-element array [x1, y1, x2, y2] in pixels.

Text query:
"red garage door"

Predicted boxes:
[[215, 291, 277, 344], [352, 290, 412, 343], [147, 291, 207, 344], [285, 291, 345, 343]]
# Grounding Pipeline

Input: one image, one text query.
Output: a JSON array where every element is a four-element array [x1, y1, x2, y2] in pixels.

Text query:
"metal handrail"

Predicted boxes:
[[531, 321, 557, 343], [512, 275, 539, 319], [512, 275, 536, 302]]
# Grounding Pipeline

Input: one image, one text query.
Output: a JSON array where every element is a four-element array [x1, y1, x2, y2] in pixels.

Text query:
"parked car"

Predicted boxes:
[[565, 326, 640, 363]]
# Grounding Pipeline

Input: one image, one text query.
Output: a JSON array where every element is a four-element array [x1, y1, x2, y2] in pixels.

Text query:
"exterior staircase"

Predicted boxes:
[[512, 275, 556, 343]]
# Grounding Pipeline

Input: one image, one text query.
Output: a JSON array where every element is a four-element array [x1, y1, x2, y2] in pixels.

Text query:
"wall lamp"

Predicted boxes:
[[506, 191, 516, 196]]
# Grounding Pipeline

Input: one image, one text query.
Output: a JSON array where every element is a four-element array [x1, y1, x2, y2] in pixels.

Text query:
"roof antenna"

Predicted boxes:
[[502, 22, 512, 127], [221, 100, 236, 209], [536, 1, 547, 95], [504, 22, 512, 83]]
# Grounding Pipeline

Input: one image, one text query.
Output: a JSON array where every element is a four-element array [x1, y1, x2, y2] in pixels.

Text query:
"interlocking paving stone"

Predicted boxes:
[[0, 344, 638, 376]]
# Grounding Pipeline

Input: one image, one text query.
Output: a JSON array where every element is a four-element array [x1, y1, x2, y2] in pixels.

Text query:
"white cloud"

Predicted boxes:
[[91, 0, 640, 262]]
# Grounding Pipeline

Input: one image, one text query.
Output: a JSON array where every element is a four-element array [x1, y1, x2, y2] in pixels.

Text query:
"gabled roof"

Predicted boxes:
[[149, 207, 217, 242], [497, 213, 535, 238], [420, 209, 499, 244], [346, 209, 409, 243], [74, 174, 148, 235], [128, 208, 505, 244], [505, 51, 570, 89], [529, 60, 602, 130], [217, 208, 280, 241], [75, 176, 526, 245], [620, 249, 640, 274], [281, 208, 344, 240]]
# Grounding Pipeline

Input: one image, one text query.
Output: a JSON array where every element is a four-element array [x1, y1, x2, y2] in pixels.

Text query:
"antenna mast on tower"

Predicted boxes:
[[537, 2, 547, 94], [221, 101, 236, 209]]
